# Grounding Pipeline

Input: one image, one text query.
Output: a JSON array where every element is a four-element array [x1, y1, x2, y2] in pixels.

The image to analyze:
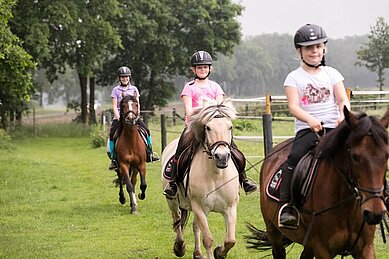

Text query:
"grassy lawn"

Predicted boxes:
[[0, 119, 387, 258]]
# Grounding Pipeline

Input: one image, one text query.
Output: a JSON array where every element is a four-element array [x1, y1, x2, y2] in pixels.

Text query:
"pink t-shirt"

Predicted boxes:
[[180, 80, 225, 123]]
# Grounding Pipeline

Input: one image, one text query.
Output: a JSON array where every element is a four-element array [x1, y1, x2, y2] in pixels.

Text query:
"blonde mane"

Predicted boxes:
[[186, 98, 237, 145]]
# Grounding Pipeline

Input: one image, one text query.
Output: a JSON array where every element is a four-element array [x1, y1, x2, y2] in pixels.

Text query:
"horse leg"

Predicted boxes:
[[130, 170, 138, 206], [117, 172, 126, 204], [266, 221, 287, 259], [137, 164, 147, 200], [192, 203, 213, 259], [300, 247, 314, 259], [172, 208, 186, 257], [192, 217, 205, 259], [213, 207, 237, 259], [123, 167, 137, 214]]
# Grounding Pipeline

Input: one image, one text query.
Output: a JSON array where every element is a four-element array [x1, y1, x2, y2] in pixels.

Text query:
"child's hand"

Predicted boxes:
[[308, 117, 323, 132]]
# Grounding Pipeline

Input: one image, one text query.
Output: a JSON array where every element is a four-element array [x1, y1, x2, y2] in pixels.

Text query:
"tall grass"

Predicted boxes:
[[0, 119, 387, 258]]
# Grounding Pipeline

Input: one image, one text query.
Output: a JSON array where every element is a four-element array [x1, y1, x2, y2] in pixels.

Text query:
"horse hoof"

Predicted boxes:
[[192, 253, 205, 259], [138, 193, 145, 200], [173, 240, 185, 257], [214, 246, 226, 259], [131, 209, 137, 214], [119, 197, 126, 204]]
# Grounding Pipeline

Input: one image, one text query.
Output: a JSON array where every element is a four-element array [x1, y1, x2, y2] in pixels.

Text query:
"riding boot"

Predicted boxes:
[[146, 136, 160, 163], [109, 159, 118, 170], [279, 166, 297, 226], [108, 140, 118, 170], [232, 146, 258, 194], [163, 159, 178, 199], [239, 171, 258, 194]]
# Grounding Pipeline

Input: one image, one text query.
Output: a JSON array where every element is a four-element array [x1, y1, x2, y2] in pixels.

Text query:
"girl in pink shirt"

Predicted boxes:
[[163, 51, 257, 199]]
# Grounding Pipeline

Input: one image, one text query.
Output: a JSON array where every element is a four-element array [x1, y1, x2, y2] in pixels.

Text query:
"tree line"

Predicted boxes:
[[1, 0, 388, 130]]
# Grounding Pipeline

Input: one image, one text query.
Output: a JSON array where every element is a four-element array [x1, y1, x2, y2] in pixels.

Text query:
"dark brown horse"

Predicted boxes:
[[115, 95, 147, 214], [247, 107, 389, 258]]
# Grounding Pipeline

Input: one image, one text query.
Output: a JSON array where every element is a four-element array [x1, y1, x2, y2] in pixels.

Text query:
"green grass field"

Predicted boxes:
[[0, 119, 387, 258]]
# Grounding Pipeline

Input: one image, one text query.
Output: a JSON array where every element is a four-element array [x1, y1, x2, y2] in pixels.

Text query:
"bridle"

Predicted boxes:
[[202, 114, 232, 159], [121, 98, 139, 125]]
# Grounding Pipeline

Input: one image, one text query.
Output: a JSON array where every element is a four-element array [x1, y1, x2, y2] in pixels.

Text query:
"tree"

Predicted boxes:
[[99, 0, 243, 110], [11, 0, 122, 124], [356, 17, 389, 91], [0, 0, 36, 130]]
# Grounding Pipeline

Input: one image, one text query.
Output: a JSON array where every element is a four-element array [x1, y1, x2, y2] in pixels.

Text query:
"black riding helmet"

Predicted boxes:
[[117, 66, 131, 77], [294, 24, 328, 68], [294, 24, 328, 49], [190, 51, 213, 66]]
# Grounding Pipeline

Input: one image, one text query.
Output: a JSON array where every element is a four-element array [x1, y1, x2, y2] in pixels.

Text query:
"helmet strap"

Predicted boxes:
[[301, 50, 326, 69]]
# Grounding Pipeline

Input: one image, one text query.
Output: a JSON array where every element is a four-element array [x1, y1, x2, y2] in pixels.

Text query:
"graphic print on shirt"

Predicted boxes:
[[301, 83, 330, 105]]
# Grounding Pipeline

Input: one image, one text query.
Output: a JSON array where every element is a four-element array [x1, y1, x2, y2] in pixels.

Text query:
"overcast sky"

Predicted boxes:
[[235, 0, 389, 39]]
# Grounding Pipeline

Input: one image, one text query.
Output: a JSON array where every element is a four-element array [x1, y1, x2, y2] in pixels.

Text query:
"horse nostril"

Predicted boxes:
[[363, 210, 383, 225]]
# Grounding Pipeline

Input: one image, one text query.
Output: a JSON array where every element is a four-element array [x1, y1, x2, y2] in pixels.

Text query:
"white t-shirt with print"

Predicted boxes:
[[284, 66, 344, 132]]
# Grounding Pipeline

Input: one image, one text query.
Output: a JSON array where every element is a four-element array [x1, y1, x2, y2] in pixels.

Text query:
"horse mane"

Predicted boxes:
[[315, 111, 389, 158], [185, 98, 237, 147]]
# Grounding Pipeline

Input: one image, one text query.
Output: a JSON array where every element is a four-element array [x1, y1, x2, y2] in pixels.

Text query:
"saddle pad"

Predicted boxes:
[[163, 156, 175, 180], [265, 160, 286, 202], [265, 153, 320, 206]]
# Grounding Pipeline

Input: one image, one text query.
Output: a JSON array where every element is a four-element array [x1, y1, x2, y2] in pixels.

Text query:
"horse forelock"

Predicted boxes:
[[187, 100, 237, 144]]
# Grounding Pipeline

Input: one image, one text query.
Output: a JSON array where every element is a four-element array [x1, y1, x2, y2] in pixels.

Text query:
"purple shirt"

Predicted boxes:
[[111, 84, 140, 113]]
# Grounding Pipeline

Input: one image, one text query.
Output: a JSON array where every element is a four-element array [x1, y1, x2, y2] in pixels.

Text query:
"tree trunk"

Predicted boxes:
[[78, 73, 88, 125], [89, 76, 97, 125]]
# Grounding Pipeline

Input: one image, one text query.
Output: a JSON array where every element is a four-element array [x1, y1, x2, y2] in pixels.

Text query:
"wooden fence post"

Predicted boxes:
[[161, 114, 167, 151], [262, 94, 273, 157]]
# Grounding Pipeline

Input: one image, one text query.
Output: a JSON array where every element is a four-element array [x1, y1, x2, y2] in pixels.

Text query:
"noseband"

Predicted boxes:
[[123, 110, 139, 125], [202, 114, 232, 158]]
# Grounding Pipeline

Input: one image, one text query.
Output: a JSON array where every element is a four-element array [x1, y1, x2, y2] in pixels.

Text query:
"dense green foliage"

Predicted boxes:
[[0, 0, 36, 129], [8, 0, 243, 125]]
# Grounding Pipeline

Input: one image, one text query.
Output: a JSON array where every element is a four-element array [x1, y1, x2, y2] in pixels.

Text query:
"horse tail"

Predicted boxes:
[[244, 223, 292, 251], [173, 207, 190, 231]]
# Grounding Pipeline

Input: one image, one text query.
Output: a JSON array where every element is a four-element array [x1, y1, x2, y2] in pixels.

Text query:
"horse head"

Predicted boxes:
[[188, 99, 237, 169], [342, 107, 388, 224], [120, 95, 139, 125]]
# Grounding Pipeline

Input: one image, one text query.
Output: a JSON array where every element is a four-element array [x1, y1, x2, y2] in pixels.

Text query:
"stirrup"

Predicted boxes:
[[109, 160, 118, 170], [163, 182, 177, 200], [151, 152, 160, 162], [278, 203, 300, 229]]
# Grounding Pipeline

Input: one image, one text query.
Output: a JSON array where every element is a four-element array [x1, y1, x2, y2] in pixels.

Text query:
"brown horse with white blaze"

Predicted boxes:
[[115, 95, 147, 214], [247, 107, 389, 258]]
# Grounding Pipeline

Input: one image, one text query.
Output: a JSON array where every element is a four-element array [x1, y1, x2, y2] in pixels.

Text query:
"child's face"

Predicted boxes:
[[192, 65, 211, 78], [299, 43, 325, 66], [119, 76, 129, 85]]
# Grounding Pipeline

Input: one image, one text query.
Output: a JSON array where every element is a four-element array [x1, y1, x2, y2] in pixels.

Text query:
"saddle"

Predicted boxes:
[[113, 123, 148, 150], [163, 145, 194, 182], [266, 150, 320, 208]]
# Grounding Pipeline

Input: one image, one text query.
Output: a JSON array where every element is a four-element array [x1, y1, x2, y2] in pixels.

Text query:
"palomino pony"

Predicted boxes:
[[246, 107, 389, 258], [161, 99, 240, 259], [115, 95, 147, 214]]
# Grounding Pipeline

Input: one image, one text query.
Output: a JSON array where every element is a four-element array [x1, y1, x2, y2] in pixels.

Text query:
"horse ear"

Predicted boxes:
[[344, 106, 358, 128], [381, 107, 389, 129]]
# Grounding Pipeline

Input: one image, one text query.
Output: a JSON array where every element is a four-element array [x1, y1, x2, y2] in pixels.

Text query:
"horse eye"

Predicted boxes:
[[350, 153, 360, 162], [206, 126, 211, 131]]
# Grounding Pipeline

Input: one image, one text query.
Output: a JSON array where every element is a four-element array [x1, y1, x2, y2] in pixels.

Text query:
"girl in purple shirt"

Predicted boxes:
[[108, 66, 159, 170]]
